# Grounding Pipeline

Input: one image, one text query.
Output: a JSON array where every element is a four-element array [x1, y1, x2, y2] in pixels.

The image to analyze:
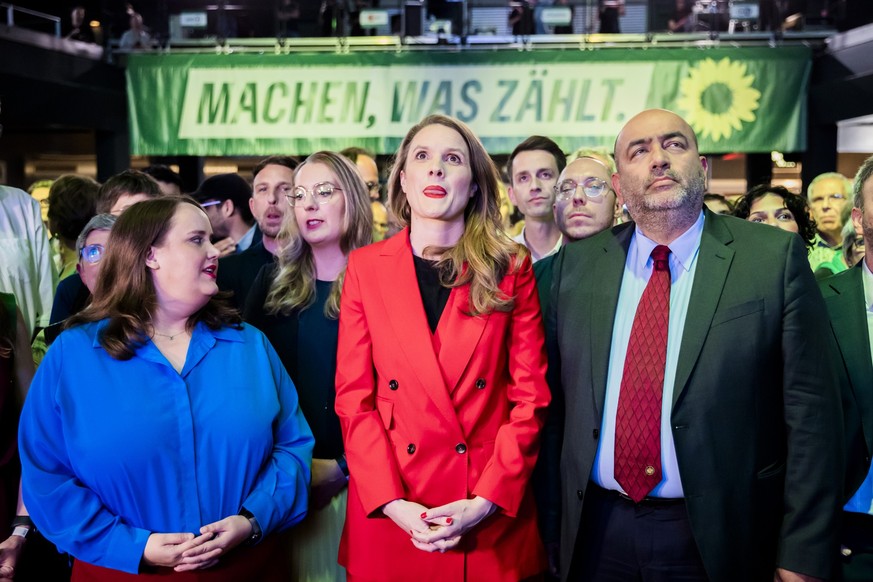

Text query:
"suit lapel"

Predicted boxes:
[[436, 282, 489, 395], [589, 225, 634, 418], [672, 213, 735, 408], [825, 266, 873, 453], [377, 231, 463, 432]]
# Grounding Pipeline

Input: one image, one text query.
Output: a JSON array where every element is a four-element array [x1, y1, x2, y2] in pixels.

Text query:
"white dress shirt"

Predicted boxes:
[[512, 227, 563, 263], [592, 211, 704, 498]]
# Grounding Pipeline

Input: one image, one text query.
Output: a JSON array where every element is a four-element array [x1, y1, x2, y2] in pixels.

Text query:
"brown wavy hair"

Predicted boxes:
[[265, 151, 373, 319], [388, 115, 523, 315], [67, 196, 242, 359]]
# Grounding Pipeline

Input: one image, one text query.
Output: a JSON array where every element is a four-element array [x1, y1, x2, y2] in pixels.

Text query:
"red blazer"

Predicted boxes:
[[335, 230, 550, 581]]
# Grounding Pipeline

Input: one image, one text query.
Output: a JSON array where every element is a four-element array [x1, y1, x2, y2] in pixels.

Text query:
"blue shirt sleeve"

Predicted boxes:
[[241, 332, 314, 535], [19, 329, 152, 574]]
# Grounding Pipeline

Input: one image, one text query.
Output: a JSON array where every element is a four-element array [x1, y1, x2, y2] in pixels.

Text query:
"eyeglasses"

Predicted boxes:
[[555, 177, 611, 201], [286, 182, 342, 207], [79, 243, 105, 265], [365, 181, 381, 195], [200, 199, 222, 208]]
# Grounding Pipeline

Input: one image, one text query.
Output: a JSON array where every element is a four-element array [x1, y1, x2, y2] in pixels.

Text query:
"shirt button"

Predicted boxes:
[[475, 378, 486, 389], [577, 490, 584, 500], [407, 444, 416, 454], [389, 380, 399, 391], [455, 443, 467, 454], [592, 429, 599, 439], [645, 465, 655, 476]]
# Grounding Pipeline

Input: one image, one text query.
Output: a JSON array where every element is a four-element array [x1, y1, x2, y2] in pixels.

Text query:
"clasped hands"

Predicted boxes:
[[142, 515, 252, 572], [382, 496, 497, 553]]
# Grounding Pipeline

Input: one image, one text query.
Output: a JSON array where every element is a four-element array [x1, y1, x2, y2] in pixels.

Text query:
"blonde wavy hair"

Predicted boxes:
[[388, 114, 524, 316], [265, 151, 373, 319]]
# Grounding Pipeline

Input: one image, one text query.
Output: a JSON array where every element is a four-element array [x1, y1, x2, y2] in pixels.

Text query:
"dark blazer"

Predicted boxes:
[[547, 210, 843, 582], [216, 241, 274, 311], [819, 264, 873, 502]]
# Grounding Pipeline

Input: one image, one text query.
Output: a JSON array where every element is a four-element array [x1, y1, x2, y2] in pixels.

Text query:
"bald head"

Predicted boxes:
[[611, 109, 707, 242], [614, 109, 699, 170]]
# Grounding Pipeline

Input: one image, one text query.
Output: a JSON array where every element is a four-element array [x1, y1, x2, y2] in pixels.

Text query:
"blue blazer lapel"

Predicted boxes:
[[672, 212, 735, 408]]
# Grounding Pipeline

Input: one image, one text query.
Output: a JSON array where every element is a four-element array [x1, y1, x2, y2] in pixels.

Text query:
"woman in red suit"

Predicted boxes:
[[335, 114, 551, 581]]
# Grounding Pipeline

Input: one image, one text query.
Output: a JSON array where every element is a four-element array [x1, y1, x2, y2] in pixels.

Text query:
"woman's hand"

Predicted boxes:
[[174, 515, 252, 572], [142, 532, 210, 569], [311, 458, 347, 510], [412, 496, 497, 553], [381, 499, 432, 539]]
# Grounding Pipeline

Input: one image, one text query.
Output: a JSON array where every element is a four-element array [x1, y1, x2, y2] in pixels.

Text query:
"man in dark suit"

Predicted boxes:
[[547, 109, 842, 581], [819, 154, 873, 582], [217, 155, 297, 310]]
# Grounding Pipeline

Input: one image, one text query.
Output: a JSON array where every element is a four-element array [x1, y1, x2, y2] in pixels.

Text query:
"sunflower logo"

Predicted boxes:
[[676, 57, 761, 142]]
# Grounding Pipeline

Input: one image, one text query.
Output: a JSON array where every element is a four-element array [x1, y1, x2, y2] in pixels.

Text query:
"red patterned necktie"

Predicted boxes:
[[614, 244, 671, 503]]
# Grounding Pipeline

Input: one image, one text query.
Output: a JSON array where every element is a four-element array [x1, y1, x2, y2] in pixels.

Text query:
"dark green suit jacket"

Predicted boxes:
[[547, 210, 843, 581], [819, 264, 873, 503]]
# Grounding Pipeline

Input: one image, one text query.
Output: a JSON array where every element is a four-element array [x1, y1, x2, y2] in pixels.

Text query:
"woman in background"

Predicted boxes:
[[335, 115, 550, 581], [19, 196, 314, 580], [47, 175, 99, 280], [245, 151, 372, 581], [733, 184, 817, 247]]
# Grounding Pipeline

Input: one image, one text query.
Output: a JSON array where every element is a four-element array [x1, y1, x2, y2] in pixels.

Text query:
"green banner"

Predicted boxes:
[[127, 47, 810, 156]]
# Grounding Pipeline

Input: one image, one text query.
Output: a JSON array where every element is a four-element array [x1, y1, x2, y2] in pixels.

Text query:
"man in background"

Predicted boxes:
[[0, 185, 55, 336], [217, 156, 297, 310], [192, 173, 258, 256], [508, 136, 566, 262], [341, 147, 381, 201], [808, 171, 853, 273]]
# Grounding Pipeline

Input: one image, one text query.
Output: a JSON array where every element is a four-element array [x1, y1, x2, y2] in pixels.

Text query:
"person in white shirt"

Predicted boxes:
[[0, 185, 56, 336], [507, 136, 565, 262]]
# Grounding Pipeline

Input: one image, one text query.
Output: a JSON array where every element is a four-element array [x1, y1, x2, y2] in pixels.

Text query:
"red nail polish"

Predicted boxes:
[[446, 517, 453, 525], [420, 512, 427, 519]]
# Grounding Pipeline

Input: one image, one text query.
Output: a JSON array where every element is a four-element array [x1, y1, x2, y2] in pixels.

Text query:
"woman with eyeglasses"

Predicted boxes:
[[35, 214, 118, 361], [334, 115, 550, 581], [244, 151, 372, 581], [19, 196, 314, 581]]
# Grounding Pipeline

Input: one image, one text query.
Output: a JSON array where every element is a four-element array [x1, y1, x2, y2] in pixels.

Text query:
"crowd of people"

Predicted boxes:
[[0, 109, 872, 582]]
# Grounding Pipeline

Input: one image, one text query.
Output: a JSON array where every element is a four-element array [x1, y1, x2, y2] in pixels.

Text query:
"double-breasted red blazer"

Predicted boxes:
[[335, 230, 550, 581]]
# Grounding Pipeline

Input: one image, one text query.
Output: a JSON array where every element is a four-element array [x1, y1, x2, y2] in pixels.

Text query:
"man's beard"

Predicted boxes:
[[622, 167, 706, 223]]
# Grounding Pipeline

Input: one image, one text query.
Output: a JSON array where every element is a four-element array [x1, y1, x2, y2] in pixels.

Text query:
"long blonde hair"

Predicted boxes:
[[265, 151, 372, 319], [388, 115, 523, 316]]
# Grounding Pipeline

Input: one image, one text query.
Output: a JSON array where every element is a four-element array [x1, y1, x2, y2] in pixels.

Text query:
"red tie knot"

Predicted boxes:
[[651, 245, 671, 271]]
